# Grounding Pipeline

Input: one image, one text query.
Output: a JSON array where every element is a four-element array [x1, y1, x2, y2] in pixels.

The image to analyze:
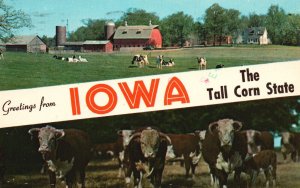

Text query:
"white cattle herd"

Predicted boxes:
[[0, 121, 291, 187]]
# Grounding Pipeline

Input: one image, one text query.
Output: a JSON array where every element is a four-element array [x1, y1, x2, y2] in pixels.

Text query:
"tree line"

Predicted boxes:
[[64, 3, 300, 47]]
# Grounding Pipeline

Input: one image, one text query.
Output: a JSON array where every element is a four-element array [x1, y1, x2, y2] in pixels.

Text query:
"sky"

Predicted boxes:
[[6, 0, 300, 37]]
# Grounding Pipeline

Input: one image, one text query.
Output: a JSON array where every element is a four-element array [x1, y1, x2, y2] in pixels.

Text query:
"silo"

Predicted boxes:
[[104, 21, 115, 40], [56, 26, 66, 46]]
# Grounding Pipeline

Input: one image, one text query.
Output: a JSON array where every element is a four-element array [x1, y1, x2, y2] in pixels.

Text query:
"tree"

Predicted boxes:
[[68, 19, 107, 41], [116, 8, 160, 26], [281, 14, 300, 45], [248, 13, 266, 28], [224, 9, 242, 44], [160, 11, 194, 47], [0, 0, 31, 39], [266, 5, 287, 44], [204, 3, 227, 46], [41, 35, 55, 47]]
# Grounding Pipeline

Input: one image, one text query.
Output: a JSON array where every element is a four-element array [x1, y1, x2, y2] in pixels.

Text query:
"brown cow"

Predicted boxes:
[[242, 150, 277, 187], [115, 129, 134, 178], [124, 127, 171, 188], [281, 131, 300, 162], [167, 133, 201, 178], [28, 125, 92, 188], [242, 130, 274, 156], [202, 119, 247, 188]]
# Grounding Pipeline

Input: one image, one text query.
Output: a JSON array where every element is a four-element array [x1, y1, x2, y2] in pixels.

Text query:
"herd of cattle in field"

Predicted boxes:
[[0, 119, 299, 188]]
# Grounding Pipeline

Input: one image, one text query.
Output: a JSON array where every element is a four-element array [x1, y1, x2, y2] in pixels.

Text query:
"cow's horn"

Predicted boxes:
[[146, 167, 154, 178], [159, 133, 172, 145], [28, 128, 40, 135], [55, 129, 65, 139], [208, 122, 219, 134], [233, 121, 243, 131], [128, 132, 141, 143]]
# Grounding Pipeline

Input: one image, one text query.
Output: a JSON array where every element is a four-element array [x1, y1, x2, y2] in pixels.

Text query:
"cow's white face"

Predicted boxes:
[[281, 132, 291, 145], [140, 129, 160, 158], [118, 130, 134, 149], [209, 119, 242, 150], [28, 125, 65, 160], [198, 130, 206, 141], [246, 130, 257, 145], [166, 145, 176, 160]]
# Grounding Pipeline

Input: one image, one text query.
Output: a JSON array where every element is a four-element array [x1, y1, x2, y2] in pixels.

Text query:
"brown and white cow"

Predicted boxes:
[[242, 150, 277, 188], [281, 131, 300, 162], [125, 127, 171, 188], [202, 119, 247, 188], [28, 125, 92, 188], [115, 129, 134, 178], [197, 57, 207, 70], [166, 133, 201, 179], [242, 130, 274, 156]]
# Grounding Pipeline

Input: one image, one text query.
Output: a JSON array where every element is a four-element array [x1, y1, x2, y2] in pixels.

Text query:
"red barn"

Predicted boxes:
[[113, 23, 162, 50], [83, 40, 113, 52]]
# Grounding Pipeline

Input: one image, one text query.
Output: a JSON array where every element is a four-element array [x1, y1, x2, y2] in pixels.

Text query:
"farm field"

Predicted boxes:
[[0, 45, 300, 91], [2, 151, 300, 188]]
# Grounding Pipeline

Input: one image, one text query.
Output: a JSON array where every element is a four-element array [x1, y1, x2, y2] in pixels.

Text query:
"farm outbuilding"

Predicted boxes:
[[113, 21, 162, 50], [83, 40, 113, 52], [5, 35, 47, 53]]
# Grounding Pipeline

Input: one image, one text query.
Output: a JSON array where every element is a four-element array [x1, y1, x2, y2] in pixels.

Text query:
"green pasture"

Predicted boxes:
[[0, 45, 300, 91]]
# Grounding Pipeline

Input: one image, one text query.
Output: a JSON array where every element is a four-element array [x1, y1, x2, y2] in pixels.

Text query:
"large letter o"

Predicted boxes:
[[86, 84, 117, 114]]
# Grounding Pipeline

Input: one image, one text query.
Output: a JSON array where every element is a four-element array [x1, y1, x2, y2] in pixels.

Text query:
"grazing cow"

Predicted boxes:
[[216, 64, 224, 68], [242, 130, 274, 156], [242, 150, 277, 187], [161, 59, 175, 67], [125, 127, 171, 188], [115, 130, 134, 178], [156, 55, 163, 69], [93, 143, 116, 159], [28, 125, 92, 188], [67, 56, 79, 63], [166, 133, 201, 178], [132, 55, 148, 68], [197, 57, 207, 70], [281, 131, 300, 162], [202, 119, 247, 188], [78, 56, 88, 62]]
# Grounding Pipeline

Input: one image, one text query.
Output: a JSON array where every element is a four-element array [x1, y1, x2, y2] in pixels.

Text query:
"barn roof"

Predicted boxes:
[[113, 25, 159, 39], [83, 40, 111, 45], [5, 35, 41, 45]]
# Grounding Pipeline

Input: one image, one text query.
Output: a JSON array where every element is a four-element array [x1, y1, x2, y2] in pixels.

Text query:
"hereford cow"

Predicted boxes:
[[281, 131, 300, 162], [167, 133, 201, 178], [115, 129, 134, 177], [242, 130, 274, 156], [202, 119, 248, 188], [242, 150, 277, 187], [124, 127, 171, 188], [28, 125, 92, 188]]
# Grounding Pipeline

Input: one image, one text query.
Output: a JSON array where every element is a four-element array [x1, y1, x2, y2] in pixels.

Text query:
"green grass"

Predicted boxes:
[[0, 45, 300, 91]]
